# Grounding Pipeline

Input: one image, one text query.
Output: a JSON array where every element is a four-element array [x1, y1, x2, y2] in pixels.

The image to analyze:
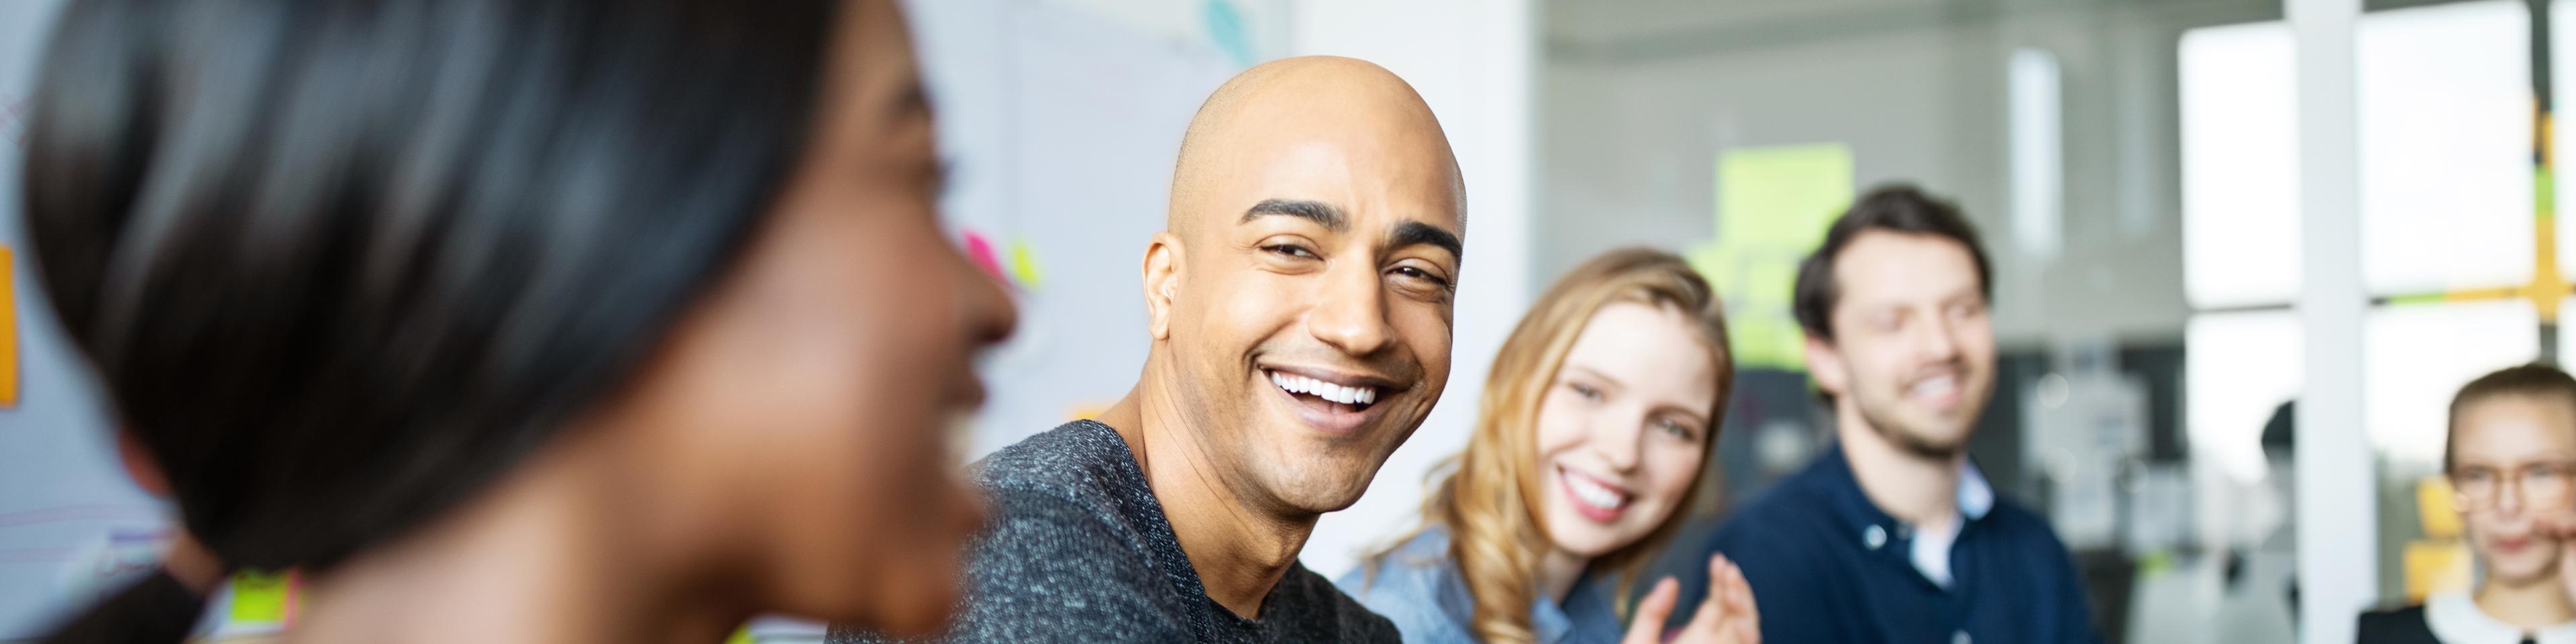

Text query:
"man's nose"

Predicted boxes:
[[1308, 258, 1394, 357], [1916, 309, 1961, 362]]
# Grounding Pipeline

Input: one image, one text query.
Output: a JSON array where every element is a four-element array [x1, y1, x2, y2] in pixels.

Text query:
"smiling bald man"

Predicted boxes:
[[830, 56, 1463, 643]]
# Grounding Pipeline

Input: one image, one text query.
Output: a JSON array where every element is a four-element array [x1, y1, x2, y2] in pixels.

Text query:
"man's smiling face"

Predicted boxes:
[[1152, 58, 1465, 517]]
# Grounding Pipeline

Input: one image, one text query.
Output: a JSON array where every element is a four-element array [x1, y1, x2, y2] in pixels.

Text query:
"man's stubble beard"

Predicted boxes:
[[1851, 384, 1978, 462]]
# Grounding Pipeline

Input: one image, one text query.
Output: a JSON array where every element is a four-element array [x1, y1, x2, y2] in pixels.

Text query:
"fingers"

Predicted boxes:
[[1624, 578, 1682, 644], [1715, 555, 1759, 643], [1714, 554, 1751, 612], [1736, 597, 1760, 643], [1733, 602, 1761, 644], [1723, 559, 1754, 615], [1684, 554, 1741, 634], [2541, 513, 2576, 539]]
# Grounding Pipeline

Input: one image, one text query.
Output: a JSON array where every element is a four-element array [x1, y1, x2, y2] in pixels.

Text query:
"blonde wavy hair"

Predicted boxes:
[[1366, 248, 1734, 643]]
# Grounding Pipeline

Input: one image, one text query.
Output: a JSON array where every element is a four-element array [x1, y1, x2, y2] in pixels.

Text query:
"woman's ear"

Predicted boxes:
[[115, 429, 173, 497]]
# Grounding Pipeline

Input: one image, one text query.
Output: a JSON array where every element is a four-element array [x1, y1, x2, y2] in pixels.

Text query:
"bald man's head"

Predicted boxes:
[[1133, 56, 1467, 519], [1168, 56, 1465, 242]]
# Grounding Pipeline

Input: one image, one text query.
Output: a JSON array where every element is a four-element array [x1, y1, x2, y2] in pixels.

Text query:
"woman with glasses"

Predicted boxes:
[[2360, 364, 2576, 644]]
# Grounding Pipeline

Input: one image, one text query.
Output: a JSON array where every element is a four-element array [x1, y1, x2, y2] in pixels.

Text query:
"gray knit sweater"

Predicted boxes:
[[828, 420, 1400, 643]]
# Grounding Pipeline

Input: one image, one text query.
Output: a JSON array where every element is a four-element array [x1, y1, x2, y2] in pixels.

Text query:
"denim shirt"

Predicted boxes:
[[1333, 527, 1627, 644]]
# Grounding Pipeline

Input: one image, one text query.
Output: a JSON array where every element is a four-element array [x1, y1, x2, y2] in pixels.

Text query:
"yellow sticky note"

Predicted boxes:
[[1009, 242, 1042, 289], [228, 570, 291, 623], [2402, 539, 2471, 602], [1, 244, 15, 408], [726, 626, 756, 644], [2416, 476, 2462, 539], [1690, 144, 1853, 370]]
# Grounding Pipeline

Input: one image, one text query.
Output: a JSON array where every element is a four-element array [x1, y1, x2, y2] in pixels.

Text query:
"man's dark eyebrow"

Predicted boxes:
[[1241, 199, 1347, 232], [1390, 220, 1463, 260]]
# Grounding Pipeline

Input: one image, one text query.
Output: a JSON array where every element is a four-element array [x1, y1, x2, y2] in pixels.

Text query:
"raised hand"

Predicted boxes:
[[1622, 553, 1760, 644], [2543, 512, 2576, 604]]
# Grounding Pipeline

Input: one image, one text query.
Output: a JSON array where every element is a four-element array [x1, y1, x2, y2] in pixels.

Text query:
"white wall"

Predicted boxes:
[[1535, 0, 2282, 347], [1288, 0, 1539, 578]]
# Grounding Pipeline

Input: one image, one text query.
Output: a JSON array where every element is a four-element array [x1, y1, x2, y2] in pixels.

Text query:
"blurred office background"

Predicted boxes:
[[0, 0, 2552, 643]]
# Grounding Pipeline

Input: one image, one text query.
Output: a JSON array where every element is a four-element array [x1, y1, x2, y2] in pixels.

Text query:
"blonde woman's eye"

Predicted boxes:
[[1657, 419, 1696, 439], [1570, 383, 1601, 400]]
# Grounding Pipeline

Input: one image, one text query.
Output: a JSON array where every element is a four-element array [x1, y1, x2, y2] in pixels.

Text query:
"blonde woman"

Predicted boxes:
[[1336, 248, 1759, 644]]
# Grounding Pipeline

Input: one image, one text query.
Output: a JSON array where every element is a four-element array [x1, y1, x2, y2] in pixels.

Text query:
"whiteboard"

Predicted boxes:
[[0, 0, 1283, 639], [911, 0, 1274, 458], [0, 0, 176, 639]]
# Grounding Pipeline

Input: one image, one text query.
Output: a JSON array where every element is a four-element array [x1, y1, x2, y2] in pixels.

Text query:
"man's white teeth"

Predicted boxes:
[[1913, 374, 1959, 398], [1270, 370, 1379, 406], [1565, 471, 1626, 511]]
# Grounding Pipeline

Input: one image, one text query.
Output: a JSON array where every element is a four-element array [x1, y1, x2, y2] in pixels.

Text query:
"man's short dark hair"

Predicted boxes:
[[1790, 184, 1994, 341]]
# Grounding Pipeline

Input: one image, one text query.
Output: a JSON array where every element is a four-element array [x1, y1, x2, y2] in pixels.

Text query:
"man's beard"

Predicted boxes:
[[1854, 396, 1969, 462]]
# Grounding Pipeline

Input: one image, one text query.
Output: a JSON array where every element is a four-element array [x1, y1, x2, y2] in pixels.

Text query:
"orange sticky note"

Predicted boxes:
[[1, 244, 17, 408]]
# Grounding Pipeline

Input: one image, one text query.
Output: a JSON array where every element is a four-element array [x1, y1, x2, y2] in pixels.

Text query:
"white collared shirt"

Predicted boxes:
[[1908, 461, 1996, 588], [2426, 590, 2576, 644]]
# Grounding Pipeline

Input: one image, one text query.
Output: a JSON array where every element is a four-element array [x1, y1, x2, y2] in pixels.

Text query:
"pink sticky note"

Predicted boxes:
[[962, 231, 1007, 284]]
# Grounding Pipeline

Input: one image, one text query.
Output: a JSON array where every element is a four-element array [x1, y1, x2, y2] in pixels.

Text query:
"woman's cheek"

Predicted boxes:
[[1648, 450, 1704, 516]]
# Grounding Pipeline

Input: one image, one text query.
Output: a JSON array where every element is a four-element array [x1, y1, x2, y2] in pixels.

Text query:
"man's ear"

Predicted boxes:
[[115, 429, 172, 497], [1142, 231, 1184, 341], [1804, 334, 1850, 398]]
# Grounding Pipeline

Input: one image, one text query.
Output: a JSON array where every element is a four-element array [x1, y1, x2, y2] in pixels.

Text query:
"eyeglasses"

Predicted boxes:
[[2451, 461, 2576, 510]]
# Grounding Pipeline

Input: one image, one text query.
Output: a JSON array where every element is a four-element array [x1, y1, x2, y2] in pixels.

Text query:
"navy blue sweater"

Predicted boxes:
[[1687, 445, 2101, 643]]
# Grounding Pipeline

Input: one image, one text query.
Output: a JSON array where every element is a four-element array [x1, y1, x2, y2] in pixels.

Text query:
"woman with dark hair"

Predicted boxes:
[[21, 0, 1013, 641]]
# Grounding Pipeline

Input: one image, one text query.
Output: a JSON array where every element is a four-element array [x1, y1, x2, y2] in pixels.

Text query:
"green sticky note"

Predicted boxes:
[[2136, 549, 2177, 577], [727, 626, 757, 644], [1717, 144, 1854, 249], [228, 570, 291, 623], [1693, 143, 1855, 370], [1009, 241, 1042, 289], [1690, 241, 1805, 371]]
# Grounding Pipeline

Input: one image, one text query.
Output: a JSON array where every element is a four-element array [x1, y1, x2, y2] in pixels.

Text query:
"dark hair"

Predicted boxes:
[[23, 0, 839, 640], [1790, 184, 1994, 341], [2444, 364, 2576, 472]]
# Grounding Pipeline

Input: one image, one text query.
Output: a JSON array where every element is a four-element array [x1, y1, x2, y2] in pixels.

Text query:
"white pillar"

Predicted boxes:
[[2289, 0, 2374, 641], [1288, 0, 1536, 577]]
